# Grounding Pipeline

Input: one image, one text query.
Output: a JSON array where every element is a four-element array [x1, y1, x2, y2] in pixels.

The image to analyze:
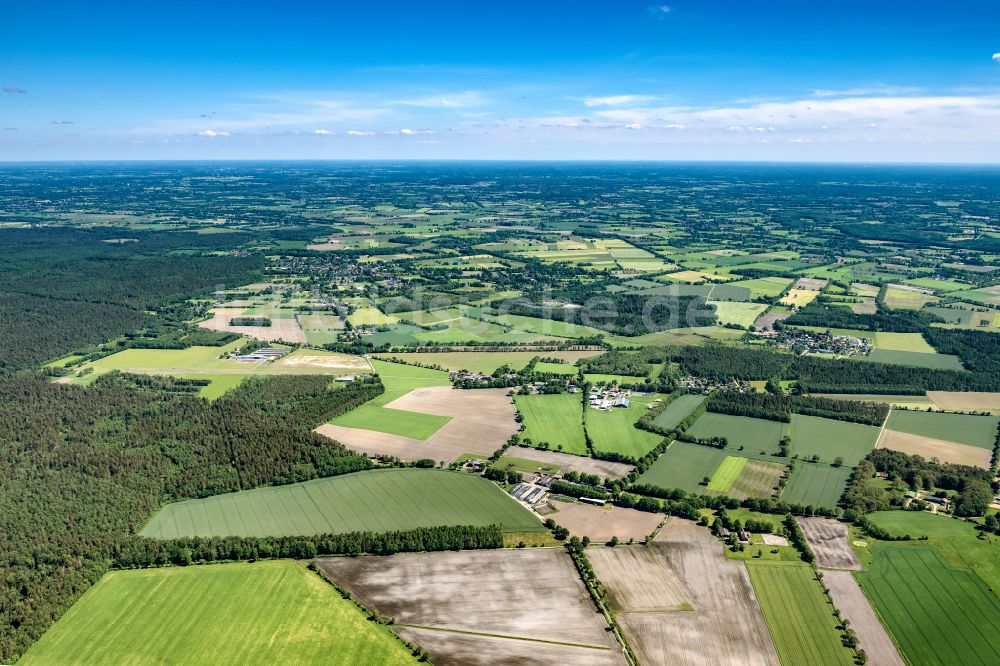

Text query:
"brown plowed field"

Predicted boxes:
[[198, 309, 306, 343], [316, 549, 625, 666], [502, 446, 634, 480], [796, 517, 862, 570], [927, 391, 1000, 413], [587, 518, 780, 666], [549, 500, 663, 543]]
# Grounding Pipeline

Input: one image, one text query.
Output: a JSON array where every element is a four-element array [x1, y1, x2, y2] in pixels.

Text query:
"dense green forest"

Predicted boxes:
[[0, 229, 262, 370], [0, 373, 373, 661]]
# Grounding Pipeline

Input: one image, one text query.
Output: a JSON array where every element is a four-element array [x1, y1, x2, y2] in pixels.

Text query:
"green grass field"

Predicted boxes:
[[636, 442, 729, 493], [533, 361, 579, 375], [707, 301, 769, 327], [651, 394, 706, 430], [141, 468, 543, 539], [583, 373, 648, 385], [789, 415, 881, 466], [514, 392, 588, 455], [884, 409, 999, 448], [865, 348, 965, 370], [706, 455, 746, 492], [747, 562, 855, 666], [20, 561, 415, 666], [687, 412, 789, 454], [347, 306, 399, 326], [872, 331, 936, 353], [586, 395, 666, 459], [858, 544, 1000, 666], [484, 312, 605, 338], [374, 351, 597, 374], [780, 462, 852, 509], [328, 359, 451, 439], [728, 276, 795, 298]]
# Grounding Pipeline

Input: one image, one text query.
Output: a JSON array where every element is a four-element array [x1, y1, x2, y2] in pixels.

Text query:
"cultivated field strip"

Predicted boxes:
[[549, 500, 664, 543], [797, 518, 862, 570], [780, 463, 852, 510], [822, 571, 905, 666], [728, 459, 786, 500], [747, 563, 855, 666], [317, 549, 626, 665], [141, 469, 543, 538]]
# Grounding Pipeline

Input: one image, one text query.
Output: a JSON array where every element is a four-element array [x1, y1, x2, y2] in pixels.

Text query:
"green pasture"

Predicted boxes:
[[141, 468, 543, 539], [636, 442, 728, 494], [708, 301, 769, 327], [706, 456, 746, 492], [687, 413, 789, 455], [651, 394, 706, 431], [20, 561, 415, 666], [780, 463, 852, 509], [865, 348, 965, 370], [789, 415, 881, 466], [586, 395, 666, 459], [533, 361, 579, 375], [885, 409, 999, 448], [514, 393, 588, 455]]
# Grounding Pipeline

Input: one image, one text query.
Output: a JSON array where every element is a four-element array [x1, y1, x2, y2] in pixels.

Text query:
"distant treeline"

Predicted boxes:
[[666, 344, 1000, 393], [783, 299, 942, 332], [506, 293, 715, 336], [707, 391, 889, 426], [113, 525, 503, 568]]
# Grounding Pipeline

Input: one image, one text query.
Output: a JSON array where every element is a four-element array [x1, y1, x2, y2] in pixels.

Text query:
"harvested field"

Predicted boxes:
[[316, 549, 625, 666], [587, 518, 779, 666], [877, 429, 992, 469], [549, 500, 663, 543], [198, 308, 306, 343], [500, 446, 633, 480], [822, 571, 905, 666], [587, 546, 688, 612], [753, 311, 791, 332], [318, 386, 518, 463], [796, 518, 862, 570], [928, 391, 1000, 413]]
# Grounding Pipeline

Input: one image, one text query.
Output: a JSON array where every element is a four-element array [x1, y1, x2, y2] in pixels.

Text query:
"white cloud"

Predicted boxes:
[[390, 128, 436, 135], [197, 129, 230, 137], [393, 91, 487, 108], [647, 5, 671, 17], [346, 130, 374, 136], [624, 123, 642, 130], [584, 95, 655, 107], [993, 52, 1000, 63], [313, 129, 334, 135]]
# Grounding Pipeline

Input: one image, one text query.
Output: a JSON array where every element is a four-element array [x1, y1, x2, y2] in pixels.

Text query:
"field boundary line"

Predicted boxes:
[[393, 623, 613, 650]]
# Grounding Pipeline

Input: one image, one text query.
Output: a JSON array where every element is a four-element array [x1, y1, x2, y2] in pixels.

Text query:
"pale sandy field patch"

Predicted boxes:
[[549, 500, 663, 543], [927, 391, 1000, 413], [198, 309, 306, 343], [501, 446, 633, 480]]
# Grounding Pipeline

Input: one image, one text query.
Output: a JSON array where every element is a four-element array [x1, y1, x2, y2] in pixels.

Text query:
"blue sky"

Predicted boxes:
[[2, 0, 999, 161]]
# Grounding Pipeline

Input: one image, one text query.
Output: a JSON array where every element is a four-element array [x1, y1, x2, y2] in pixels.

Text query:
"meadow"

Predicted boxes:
[[328, 359, 451, 439], [780, 462, 853, 509], [747, 562, 855, 666], [687, 413, 789, 455], [375, 350, 598, 374], [865, 348, 965, 370], [884, 409, 999, 448], [708, 301, 769, 327], [789, 415, 881, 466], [141, 468, 543, 539], [513, 392, 588, 455], [20, 561, 416, 665], [586, 395, 666, 458], [637, 442, 729, 494], [650, 394, 706, 431]]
